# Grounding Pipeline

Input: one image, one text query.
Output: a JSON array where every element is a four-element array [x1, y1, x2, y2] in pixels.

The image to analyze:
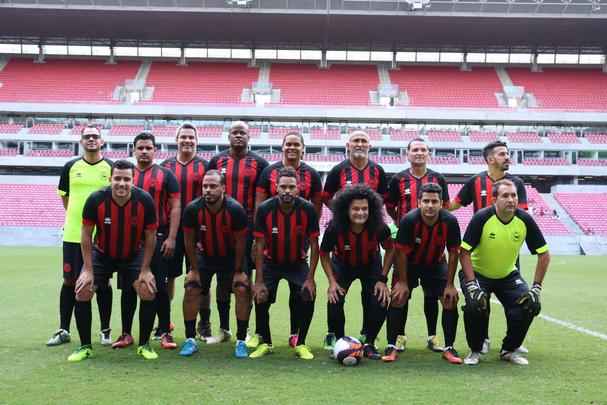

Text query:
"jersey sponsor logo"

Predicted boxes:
[[104, 217, 111, 225], [272, 227, 279, 234], [405, 188, 411, 195], [346, 180, 352, 186], [344, 244, 351, 251], [489, 232, 496, 239], [415, 237, 421, 244], [75, 172, 83, 178], [200, 225, 207, 231]]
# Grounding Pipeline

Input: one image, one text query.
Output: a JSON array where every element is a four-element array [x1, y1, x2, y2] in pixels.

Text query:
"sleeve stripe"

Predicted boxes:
[[535, 244, 549, 254], [460, 241, 473, 251]]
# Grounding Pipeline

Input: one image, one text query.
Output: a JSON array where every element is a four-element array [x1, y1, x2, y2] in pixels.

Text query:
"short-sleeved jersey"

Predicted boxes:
[[320, 221, 393, 268], [455, 171, 528, 213], [182, 196, 248, 263], [253, 196, 320, 265], [208, 150, 269, 221], [461, 206, 548, 279], [160, 156, 207, 215], [256, 161, 322, 202], [82, 186, 157, 261], [386, 168, 450, 220], [58, 157, 112, 243], [396, 209, 461, 266], [134, 164, 179, 231], [322, 159, 387, 204]]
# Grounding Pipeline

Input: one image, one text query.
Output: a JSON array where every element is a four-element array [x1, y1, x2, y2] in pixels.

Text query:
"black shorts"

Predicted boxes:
[[332, 258, 382, 293], [150, 231, 171, 292], [459, 270, 530, 312], [167, 227, 188, 278], [62, 242, 83, 281], [93, 248, 143, 289], [262, 262, 310, 304], [197, 255, 250, 297], [396, 263, 447, 299]]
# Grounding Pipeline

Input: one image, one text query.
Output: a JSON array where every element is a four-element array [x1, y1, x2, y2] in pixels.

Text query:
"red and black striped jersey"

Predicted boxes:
[[82, 186, 157, 261], [396, 208, 461, 266], [323, 159, 387, 204], [134, 164, 179, 231], [208, 150, 269, 221], [386, 168, 450, 220], [254, 196, 320, 265], [160, 156, 208, 214], [182, 196, 248, 263], [320, 221, 393, 268], [256, 161, 322, 202], [455, 171, 528, 213]]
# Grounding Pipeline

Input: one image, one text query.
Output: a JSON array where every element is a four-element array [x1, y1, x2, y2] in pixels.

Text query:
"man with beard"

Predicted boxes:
[[249, 168, 320, 360], [254, 131, 322, 348], [111, 132, 180, 351], [208, 121, 268, 345], [322, 130, 387, 350], [450, 141, 528, 355], [384, 138, 450, 353], [180, 170, 249, 358], [48, 124, 113, 347]]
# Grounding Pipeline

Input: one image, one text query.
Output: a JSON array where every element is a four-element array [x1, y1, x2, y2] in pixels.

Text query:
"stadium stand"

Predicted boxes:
[[426, 130, 462, 143], [248, 126, 262, 138], [584, 132, 607, 144], [506, 131, 542, 143], [310, 127, 326, 140], [547, 131, 579, 144], [388, 66, 502, 108], [27, 123, 64, 135], [467, 156, 486, 165], [0, 59, 140, 103], [523, 158, 569, 166], [104, 150, 129, 159], [199, 125, 223, 138], [349, 127, 382, 140], [468, 130, 498, 143], [326, 127, 341, 139], [389, 129, 419, 142], [555, 192, 607, 235], [429, 155, 459, 164], [577, 159, 607, 167], [507, 68, 607, 111], [269, 64, 377, 105], [269, 126, 295, 139], [525, 187, 570, 235], [0, 123, 23, 134], [0, 148, 18, 156], [0, 184, 64, 227], [144, 62, 258, 104], [152, 125, 178, 137], [109, 125, 145, 137], [27, 149, 73, 157]]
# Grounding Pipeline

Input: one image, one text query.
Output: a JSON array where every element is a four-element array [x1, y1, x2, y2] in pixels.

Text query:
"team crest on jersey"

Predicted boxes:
[[272, 227, 279, 234], [104, 217, 111, 225], [489, 232, 496, 239], [513, 231, 521, 241], [75, 172, 83, 178]]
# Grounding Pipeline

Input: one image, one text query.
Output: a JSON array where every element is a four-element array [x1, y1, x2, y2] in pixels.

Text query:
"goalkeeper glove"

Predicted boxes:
[[516, 283, 542, 317], [465, 279, 488, 314]]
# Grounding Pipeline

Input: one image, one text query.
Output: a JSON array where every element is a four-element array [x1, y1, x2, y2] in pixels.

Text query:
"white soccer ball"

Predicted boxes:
[[333, 336, 363, 366]]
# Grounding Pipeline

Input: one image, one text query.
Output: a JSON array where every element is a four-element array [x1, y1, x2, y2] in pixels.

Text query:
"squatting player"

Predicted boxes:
[[322, 130, 388, 347], [385, 137, 450, 353], [320, 185, 394, 360], [69, 160, 159, 362], [459, 179, 550, 366], [250, 168, 320, 360], [111, 132, 180, 351], [383, 183, 463, 364], [255, 131, 322, 348], [48, 124, 113, 347], [180, 170, 250, 358]]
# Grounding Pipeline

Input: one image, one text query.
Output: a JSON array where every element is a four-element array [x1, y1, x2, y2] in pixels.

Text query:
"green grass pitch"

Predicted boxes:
[[1, 247, 606, 404]]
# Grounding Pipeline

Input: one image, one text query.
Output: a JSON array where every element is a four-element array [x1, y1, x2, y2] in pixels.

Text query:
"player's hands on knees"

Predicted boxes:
[[160, 237, 176, 258], [232, 271, 250, 291], [516, 283, 542, 317], [252, 282, 268, 304], [391, 280, 410, 307], [250, 240, 257, 263], [327, 282, 345, 304], [75, 271, 95, 301], [136, 269, 157, 301], [185, 269, 201, 288], [301, 278, 316, 301], [442, 284, 459, 310], [374, 281, 390, 307], [465, 279, 487, 313]]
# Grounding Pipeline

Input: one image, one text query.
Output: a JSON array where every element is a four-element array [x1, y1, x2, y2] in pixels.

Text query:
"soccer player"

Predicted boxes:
[[208, 121, 269, 345], [249, 168, 320, 360], [322, 130, 388, 347], [47, 124, 113, 347], [459, 179, 550, 366], [161, 123, 209, 338], [69, 160, 159, 362], [111, 132, 180, 351], [255, 131, 322, 348], [180, 170, 249, 358], [385, 137, 450, 352], [383, 183, 463, 364], [450, 140, 528, 354], [320, 185, 394, 360]]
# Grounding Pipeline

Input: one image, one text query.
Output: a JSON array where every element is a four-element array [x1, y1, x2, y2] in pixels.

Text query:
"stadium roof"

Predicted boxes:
[[0, 2, 606, 52]]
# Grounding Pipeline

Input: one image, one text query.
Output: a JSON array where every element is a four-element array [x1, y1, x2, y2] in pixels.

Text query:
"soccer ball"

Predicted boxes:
[[333, 336, 363, 366]]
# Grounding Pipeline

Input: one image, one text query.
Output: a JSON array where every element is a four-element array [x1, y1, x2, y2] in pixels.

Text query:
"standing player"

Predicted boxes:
[[450, 140, 528, 354], [180, 170, 250, 358], [384, 138, 450, 353], [249, 168, 320, 360], [320, 185, 394, 360], [111, 132, 180, 351], [161, 123, 209, 338], [383, 183, 463, 364], [322, 130, 388, 348], [208, 121, 269, 344], [47, 124, 113, 347], [255, 131, 322, 348], [459, 180, 550, 366], [69, 160, 158, 362]]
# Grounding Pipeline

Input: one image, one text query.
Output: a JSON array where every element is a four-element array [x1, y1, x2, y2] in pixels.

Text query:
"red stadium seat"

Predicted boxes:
[[555, 192, 607, 235], [0, 184, 65, 227]]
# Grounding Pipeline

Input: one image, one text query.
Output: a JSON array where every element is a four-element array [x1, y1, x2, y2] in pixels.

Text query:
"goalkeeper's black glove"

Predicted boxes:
[[516, 283, 542, 317], [465, 279, 488, 314]]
